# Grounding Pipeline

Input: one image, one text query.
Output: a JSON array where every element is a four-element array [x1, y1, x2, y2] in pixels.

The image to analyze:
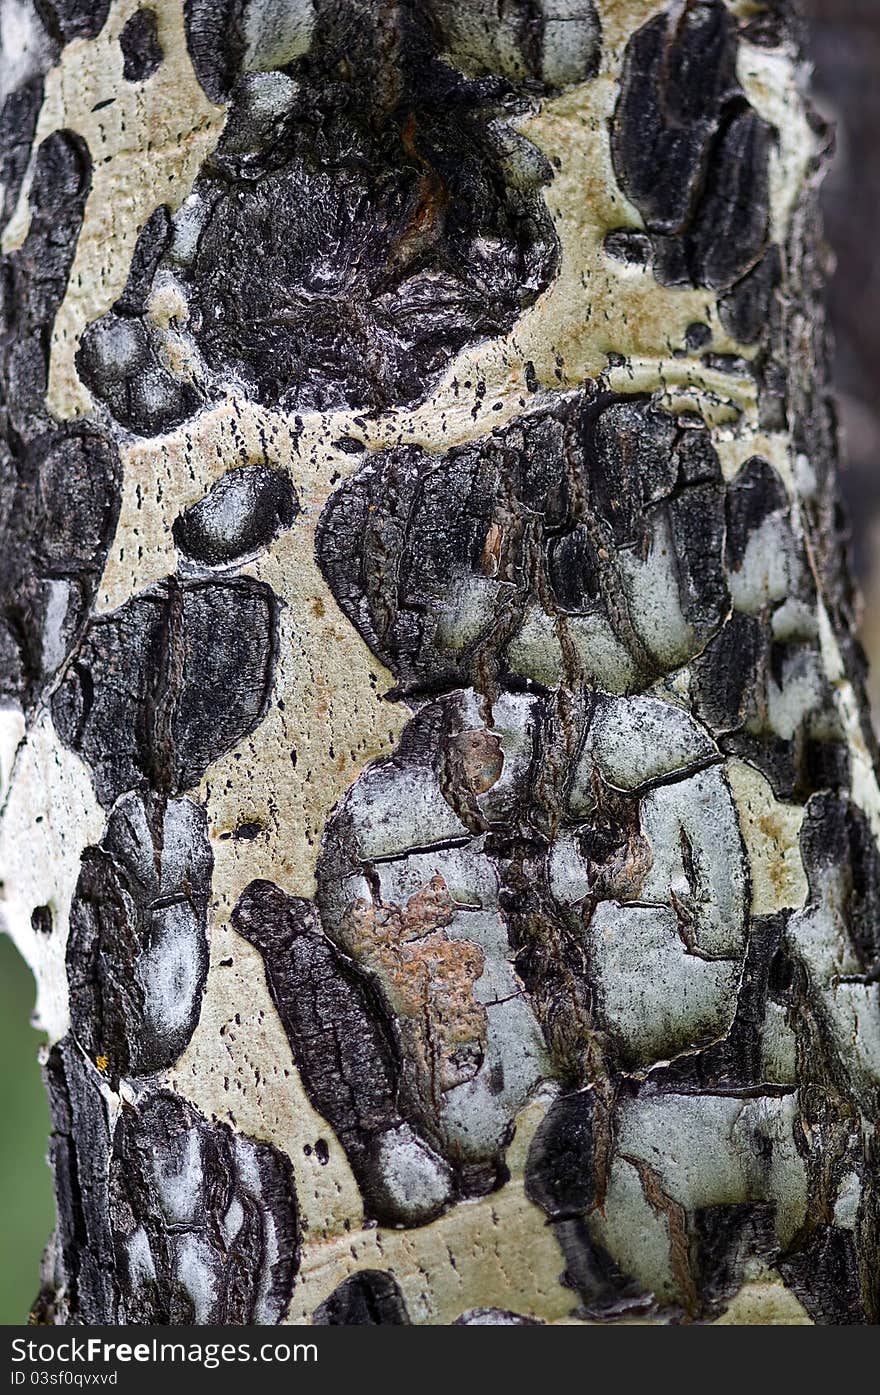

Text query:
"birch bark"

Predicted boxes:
[[0, 0, 877, 1325]]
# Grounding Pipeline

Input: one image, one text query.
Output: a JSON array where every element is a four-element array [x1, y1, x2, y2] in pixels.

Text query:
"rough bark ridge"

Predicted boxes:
[[0, 0, 878, 1325]]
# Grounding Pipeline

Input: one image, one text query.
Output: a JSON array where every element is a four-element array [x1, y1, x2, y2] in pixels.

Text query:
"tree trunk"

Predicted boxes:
[[1, 0, 878, 1327]]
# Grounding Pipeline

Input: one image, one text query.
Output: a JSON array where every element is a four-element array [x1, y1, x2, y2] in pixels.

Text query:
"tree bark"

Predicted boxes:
[[1, 0, 878, 1326]]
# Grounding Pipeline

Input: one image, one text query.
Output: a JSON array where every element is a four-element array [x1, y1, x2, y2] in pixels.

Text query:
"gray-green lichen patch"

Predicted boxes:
[[587, 901, 743, 1069], [639, 767, 748, 958], [583, 693, 718, 792]]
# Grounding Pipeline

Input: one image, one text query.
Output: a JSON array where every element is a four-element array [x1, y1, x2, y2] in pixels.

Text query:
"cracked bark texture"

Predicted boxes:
[[0, 0, 878, 1326]]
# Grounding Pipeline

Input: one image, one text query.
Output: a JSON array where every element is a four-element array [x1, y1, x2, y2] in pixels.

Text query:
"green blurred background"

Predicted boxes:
[[3, 0, 880, 1327], [0, 934, 54, 1323]]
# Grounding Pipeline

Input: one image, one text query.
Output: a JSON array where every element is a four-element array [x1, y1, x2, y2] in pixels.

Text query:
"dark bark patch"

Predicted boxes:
[[525, 1089, 598, 1220], [0, 131, 121, 709], [552, 1215, 650, 1319], [184, 1, 601, 105], [686, 457, 849, 802], [612, 3, 740, 235], [312, 1270, 410, 1326], [173, 464, 299, 569], [685, 322, 712, 351], [182, 108, 556, 414], [316, 392, 727, 694], [36, 1, 111, 43], [112, 204, 173, 318], [718, 246, 781, 345], [692, 611, 766, 737], [2, 129, 91, 435], [75, 202, 185, 435], [95, 1, 559, 429], [611, 2, 773, 299], [182, 0, 249, 104], [51, 576, 279, 805], [109, 1090, 298, 1324], [31, 904, 53, 936], [778, 1225, 870, 1325], [691, 1202, 778, 1318], [41, 1039, 116, 1324], [0, 79, 45, 232], [119, 8, 164, 82], [232, 879, 455, 1227], [0, 425, 121, 707], [692, 617, 849, 803], [77, 310, 201, 436], [799, 793, 880, 978], [66, 791, 212, 1081], [725, 455, 789, 571], [740, 6, 791, 50], [0, 1, 72, 232], [44, 1046, 298, 1323]]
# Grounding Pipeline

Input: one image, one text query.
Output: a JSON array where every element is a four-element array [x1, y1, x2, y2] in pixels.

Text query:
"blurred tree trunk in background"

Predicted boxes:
[[803, 0, 880, 708]]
